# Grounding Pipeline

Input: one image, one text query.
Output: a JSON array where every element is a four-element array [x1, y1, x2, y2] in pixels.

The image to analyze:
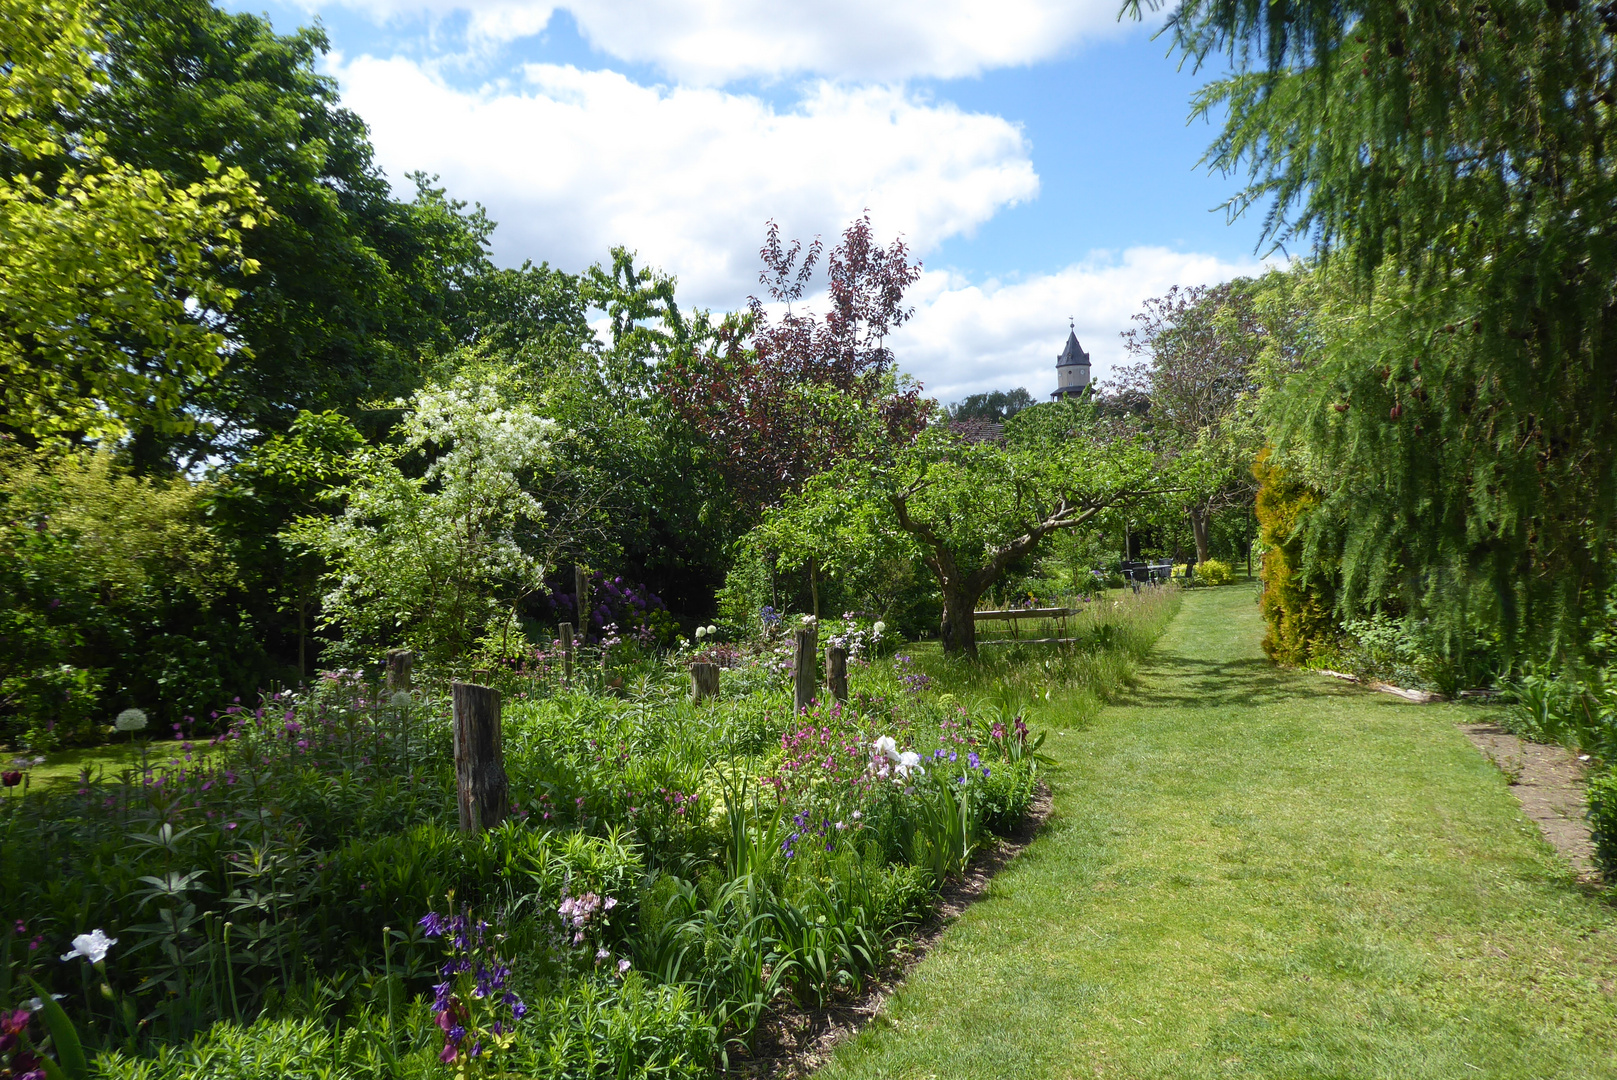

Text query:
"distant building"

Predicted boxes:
[[1050, 325, 1091, 400], [945, 417, 1005, 445]]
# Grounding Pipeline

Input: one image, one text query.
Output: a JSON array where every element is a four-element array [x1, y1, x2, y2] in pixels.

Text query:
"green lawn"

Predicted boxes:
[[3, 739, 183, 792], [820, 586, 1617, 1080]]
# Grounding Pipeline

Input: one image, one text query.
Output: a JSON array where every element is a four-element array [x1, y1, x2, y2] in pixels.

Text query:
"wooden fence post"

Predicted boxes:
[[558, 623, 574, 686], [826, 645, 848, 702], [793, 626, 818, 715], [452, 681, 508, 834], [689, 662, 719, 703], [385, 649, 413, 693]]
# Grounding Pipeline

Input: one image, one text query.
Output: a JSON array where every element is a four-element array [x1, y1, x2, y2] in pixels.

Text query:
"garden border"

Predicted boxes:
[[735, 781, 1055, 1078]]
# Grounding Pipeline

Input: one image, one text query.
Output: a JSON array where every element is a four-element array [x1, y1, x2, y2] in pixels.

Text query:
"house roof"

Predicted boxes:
[[1057, 329, 1090, 368], [946, 418, 1006, 445]]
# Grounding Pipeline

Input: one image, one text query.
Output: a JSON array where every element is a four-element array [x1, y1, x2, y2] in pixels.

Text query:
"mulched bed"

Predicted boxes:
[[733, 782, 1055, 1078]]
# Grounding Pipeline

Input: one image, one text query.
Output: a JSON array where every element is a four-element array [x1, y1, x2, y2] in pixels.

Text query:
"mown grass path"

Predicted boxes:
[[821, 587, 1617, 1079]]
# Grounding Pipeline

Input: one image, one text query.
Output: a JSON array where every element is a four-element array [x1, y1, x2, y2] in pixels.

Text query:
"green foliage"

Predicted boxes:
[[0, 450, 252, 746], [0, 0, 265, 445], [754, 404, 1169, 655], [288, 382, 559, 662], [1195, 559, 1235, 586], [1586, 771, 1617, 879], [1253, 448, 1335, 665], [1148, 0, 1617, 662]]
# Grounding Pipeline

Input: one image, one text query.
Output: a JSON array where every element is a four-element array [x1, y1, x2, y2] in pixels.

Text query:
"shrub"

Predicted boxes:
[[0, 448, 254, 746], [1253, 448, 1337, 664], [1588, 770, 1617, 877], [1197, 559, 1235, 586]]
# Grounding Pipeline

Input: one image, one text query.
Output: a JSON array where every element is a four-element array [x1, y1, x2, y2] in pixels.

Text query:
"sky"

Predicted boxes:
[[224, 0, 1276, 403]]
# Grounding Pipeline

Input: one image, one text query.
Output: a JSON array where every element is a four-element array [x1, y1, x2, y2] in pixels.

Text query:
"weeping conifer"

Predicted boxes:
[[1139, 0, 1617, 658]]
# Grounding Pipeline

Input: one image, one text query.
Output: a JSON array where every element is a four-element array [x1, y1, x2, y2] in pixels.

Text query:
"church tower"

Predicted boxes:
[[1051, 322, 1091, 399]]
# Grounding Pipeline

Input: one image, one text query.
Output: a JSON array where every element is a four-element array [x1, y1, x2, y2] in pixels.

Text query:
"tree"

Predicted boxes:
[[286, 383, 560, 662], [79, 0, 496, 465], [0, 0, 265, 446], [1116, 282, 1264, 566], [753, 399, 1171, 656], [659, 214, 930, 519], [1140, 0, 1617, 655], [946, 388, 1034, 423]]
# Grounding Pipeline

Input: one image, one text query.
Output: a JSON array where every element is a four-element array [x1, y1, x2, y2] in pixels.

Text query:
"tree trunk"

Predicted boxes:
[[938, 585, 980, 658], [1188, 505, 1211, 566]]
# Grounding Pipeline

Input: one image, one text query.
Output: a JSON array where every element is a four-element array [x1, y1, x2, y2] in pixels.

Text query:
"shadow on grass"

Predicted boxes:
[[1113, 653, 1309, 711]]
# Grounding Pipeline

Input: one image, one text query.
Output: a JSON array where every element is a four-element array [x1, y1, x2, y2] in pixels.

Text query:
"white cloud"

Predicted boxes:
[[334, 55, 1039, 304], [318, 0, 1132, 83], [892, 247, 1271, 404]]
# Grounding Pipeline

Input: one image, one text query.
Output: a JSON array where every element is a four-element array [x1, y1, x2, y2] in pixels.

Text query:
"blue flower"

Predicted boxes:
[[968, 751, 981, 769], [418, 912, 448, 938]]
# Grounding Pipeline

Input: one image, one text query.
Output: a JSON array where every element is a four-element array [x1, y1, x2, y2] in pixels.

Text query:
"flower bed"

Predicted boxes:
[[0, 647, 1043, 1079]]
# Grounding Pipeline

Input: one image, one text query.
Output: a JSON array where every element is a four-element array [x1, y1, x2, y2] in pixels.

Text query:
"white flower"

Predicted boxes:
[[25, 995, 64, 1012], [895, 751, 925, 780], [873, 736, 900, 763], [705, 625, 718, 637], [801, 614, 817, 625], [872, 621, 886, 636], [114, 708, 148, 732], [391, 691, 412, 708], [695, 626, 707, 640], [61, 929, 117, 965]]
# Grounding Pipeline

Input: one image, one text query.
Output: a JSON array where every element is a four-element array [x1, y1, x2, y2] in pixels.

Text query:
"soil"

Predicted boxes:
[[1459, 722, 1599, 883], [734, 782, 1055, 1079]]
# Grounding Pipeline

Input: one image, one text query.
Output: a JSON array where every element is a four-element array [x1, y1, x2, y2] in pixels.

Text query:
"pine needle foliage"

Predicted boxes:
[[1133, 0, 1617, 658]]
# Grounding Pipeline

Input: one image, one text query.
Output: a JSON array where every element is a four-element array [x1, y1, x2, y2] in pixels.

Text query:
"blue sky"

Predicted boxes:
[[224, 0, 1272, 401]]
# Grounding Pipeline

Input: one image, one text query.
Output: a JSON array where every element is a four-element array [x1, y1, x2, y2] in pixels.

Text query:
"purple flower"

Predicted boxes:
[[967, 752, 981, 769], [419, 912, 448, 938]]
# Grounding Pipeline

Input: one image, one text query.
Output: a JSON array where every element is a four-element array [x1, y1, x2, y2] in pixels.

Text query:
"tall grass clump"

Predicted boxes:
[[883, 587, 1182, 727]]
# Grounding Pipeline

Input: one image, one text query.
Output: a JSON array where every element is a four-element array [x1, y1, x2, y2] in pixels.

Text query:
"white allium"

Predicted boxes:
[[114, 708, 148, 732], [704, 625, 718, 637], [695, 626, 707, 640], [390, 691, 412, 708], [872, 621, 886, 636], [61, 929, 117, 965]]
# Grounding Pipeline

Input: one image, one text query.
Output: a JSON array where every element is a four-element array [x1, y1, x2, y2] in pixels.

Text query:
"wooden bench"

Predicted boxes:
[[972, 605, 1080, 641]]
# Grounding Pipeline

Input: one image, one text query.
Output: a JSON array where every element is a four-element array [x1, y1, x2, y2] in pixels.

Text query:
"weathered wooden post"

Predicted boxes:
[[689, 662, 720, 703], [793, 625, 818, 714], [574, 565, 590, 635], [452, 681, 508, 834], [826, 645, 848, 702], [558, 622, 574, 686], [385, 649, 413, 693]]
